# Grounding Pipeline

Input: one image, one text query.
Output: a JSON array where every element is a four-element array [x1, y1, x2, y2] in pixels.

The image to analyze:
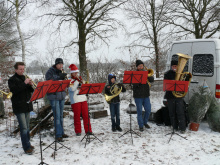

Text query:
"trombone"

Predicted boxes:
[[24, 74, 37, 89], [0, 90, 12, 99]]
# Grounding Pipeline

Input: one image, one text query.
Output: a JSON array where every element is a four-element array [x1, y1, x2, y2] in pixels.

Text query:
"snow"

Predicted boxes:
[[0, 92, 220, 165]]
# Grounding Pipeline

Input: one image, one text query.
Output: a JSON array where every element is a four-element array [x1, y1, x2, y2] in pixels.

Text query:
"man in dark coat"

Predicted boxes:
[[164, 60, 187, 133], [133, 60, 154, 132], [8, 62, 35, 155], [105, 74, 126, 132], [45, 58, 68, 142]]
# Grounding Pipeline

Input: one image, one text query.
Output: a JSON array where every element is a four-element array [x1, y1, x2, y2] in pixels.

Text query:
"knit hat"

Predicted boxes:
[[69, 64, 79, 73], [108, 74, 116, 84], [136, 60, 144, 67], [55, 58, 63, 65], [171, 60, 178, 66]]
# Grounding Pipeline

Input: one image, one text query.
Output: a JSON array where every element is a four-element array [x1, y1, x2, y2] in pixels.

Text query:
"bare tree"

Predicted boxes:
[[167, 0, 220, 39], [38, 0, 127, 79], [123, 0, 171, 78], [7, 0, 28, 63]]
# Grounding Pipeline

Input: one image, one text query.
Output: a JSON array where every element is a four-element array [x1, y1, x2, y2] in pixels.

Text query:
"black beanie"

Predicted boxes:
[[171, 60, 178, 66], [136, 60, 144, 67], [55, 58, 63, 65]]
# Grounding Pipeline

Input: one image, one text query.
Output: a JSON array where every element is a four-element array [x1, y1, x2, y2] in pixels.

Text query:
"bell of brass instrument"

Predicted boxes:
[[24, 74, 37, 89], [172, 53, 192, 98], [144, 66, 154, 87], [0, 90, 13, 99], [104, 83, 122, 104]]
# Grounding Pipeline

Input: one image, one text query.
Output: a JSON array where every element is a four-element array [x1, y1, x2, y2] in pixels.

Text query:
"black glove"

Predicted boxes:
[[59, 73, 67, 80]]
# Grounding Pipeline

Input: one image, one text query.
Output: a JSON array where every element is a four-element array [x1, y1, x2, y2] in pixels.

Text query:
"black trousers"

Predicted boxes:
[[167, 98, 186, 131]]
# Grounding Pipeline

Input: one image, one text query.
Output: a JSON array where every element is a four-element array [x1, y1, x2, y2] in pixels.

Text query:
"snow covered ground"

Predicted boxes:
[[0, 91, 220, 165]]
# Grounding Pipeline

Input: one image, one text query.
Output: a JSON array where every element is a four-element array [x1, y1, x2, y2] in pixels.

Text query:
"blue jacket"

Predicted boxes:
[[45, 65, 66, 100]]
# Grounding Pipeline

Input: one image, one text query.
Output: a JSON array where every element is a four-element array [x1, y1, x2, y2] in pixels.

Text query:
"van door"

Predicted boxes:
[[186, 41, 216, 103]]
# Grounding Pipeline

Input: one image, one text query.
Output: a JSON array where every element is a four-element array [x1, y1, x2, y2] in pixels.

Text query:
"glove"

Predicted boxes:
[[59, 73, 67, 80]]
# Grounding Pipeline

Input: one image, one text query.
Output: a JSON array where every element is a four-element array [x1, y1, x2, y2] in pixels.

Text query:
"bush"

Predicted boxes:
[[188, 86, 211, 123]]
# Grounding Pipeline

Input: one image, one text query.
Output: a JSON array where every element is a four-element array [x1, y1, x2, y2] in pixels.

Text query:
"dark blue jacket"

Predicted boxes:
[[105, 74, 126, 103], [45, 65, 66, 100]]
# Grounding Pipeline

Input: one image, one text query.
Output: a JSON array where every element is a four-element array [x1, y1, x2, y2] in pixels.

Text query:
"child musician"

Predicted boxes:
[[105, 74, 126, 132], [68, 64, 92, 136]]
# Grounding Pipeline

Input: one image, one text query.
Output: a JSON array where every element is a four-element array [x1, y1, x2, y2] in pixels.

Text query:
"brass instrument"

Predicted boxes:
[[69, 69, 90, 87], [172, 53, 192, 98], [24, 74, 37, 89], [144, 66, 154, 87], [0, 90, 12, 99], [62, 69, 69, 80], [104, 83, 122, 104]]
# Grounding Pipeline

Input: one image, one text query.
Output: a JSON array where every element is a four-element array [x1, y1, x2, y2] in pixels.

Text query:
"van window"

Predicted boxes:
[[192, 54, 214, 77], [171, 54, 188, 72]]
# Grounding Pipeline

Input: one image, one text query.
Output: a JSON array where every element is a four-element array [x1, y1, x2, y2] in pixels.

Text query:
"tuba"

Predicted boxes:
[[172, 53, 192, 98], [144, 66, 154, 87], [104, 83, 122, 104], [0, 90, 12, 99]]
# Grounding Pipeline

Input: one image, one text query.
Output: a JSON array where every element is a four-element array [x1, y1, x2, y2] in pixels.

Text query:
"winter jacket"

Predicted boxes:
[[68, 79, 87, 104], [104, 74, 126, 104], [133, 75, 154, 98], [45, 65, 66, 100], [8, 73, 34, 114]]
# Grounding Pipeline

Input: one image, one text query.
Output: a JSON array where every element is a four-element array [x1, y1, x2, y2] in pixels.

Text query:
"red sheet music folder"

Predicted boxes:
[[78, 83, 106, 95], [163, 80, 189, 92], [123, 71, 148, 84]]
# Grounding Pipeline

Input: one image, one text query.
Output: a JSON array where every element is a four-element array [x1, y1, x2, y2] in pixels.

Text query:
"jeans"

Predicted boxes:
[[134, 97, 151, 128], [15, 112, 31, 151], [50, 100, 65, 138], [110, 103, 120, 129]]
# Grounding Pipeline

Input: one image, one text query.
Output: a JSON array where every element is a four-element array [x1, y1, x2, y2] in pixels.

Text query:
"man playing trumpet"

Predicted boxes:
[[133, 60, 154, 132], [68, 64, 92, 136], [8, 62, 35, 155]]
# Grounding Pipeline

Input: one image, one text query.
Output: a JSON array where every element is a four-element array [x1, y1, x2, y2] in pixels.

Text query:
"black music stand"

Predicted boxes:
[[119, 71, 148, 144], [43, 80, 71, 159], [163, 80, 189, 143], [30, 80, 52, 165], [78, 83, 106, 148]]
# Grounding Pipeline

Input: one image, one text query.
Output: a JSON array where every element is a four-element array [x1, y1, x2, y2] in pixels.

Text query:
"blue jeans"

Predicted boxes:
[[50, 100, 65, 138], [15, 112, 31, 151], [109, 103, 120, 129], [134, 97, 151, 128]]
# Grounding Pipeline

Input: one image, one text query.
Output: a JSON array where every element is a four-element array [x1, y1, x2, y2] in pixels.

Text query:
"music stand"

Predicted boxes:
[[163, 80, 189, 143], [30, 80, 52, 165], [43, 80, 71, 159], [119, 71, 148, 144], [78, 83, 105, 148]]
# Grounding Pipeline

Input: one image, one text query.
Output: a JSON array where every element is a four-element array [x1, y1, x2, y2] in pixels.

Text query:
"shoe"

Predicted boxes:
[[62, 134, 69, 138], [30, 145, 35, 149], [76, 133, 81, 136], [139, 127, 144, 132], [56, 137, 64, 142], [116, 126, 123, 132], [25, 148, 34, 155], [144, 124, 151, 129], [180, 130, 185, 134], [87, 132, 93, 135], [112, 128, 116, 132]]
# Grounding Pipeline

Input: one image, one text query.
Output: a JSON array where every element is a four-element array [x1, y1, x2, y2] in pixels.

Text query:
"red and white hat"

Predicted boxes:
[[69, 64, 79, 73]]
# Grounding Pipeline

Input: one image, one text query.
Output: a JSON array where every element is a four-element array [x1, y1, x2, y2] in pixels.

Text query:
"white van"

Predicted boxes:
[[166, 39, 220, 104]]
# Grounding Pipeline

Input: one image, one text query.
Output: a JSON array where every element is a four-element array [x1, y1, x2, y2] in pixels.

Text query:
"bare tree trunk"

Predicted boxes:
[[15, 0, 25, 63]]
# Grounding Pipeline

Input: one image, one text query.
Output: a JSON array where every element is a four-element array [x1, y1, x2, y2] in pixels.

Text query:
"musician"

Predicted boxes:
[[68, 64, 92, 136], [8, 62, 35, 155], [45, 58, 69, 142], [164, 60, 186, 133], [133, 60, 154, 132], [105, 74, 126, 132]]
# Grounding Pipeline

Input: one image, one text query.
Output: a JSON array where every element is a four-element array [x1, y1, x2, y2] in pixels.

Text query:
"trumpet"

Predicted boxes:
[[0, 90, 12, 99], [144, 66, 154, 87], [62, 69, 69, 80], [24, 74, 37, 89]]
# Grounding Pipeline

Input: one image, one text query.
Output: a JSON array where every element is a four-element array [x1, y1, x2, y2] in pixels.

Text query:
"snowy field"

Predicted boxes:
[[0, 91, 220, 165]]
